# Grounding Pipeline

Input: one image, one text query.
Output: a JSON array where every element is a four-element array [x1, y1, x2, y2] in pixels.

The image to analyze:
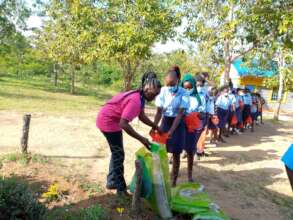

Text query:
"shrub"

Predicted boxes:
[[0, 177, 46, 220]]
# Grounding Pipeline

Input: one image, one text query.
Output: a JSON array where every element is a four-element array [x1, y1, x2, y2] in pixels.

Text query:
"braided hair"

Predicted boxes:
[[140, 71, 161, 91]]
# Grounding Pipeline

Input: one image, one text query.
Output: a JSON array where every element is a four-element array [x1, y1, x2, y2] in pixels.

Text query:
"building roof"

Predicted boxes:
[[232, 58, 278, 77]]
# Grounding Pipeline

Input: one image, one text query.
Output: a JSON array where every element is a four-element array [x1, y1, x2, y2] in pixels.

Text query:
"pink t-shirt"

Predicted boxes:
[[96, 91, 142, 132]]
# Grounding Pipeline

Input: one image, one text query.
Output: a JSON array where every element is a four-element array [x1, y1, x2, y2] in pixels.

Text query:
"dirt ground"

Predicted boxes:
[[0, 110, 292, 220]]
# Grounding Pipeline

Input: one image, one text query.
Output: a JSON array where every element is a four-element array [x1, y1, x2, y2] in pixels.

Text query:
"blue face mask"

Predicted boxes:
[[197, 87, 204, 94], [186, 88, 194, 95], [168, 86, 178, 93]]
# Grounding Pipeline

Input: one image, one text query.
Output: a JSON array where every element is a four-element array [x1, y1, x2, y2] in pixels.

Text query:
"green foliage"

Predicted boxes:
[[0, 177, 46, 220], [37, 0, 180, 91], [31, 154, 49, 164], [79, 182, 103, 195], [1, 152, 30, 166], [46, 204, 106, 220]]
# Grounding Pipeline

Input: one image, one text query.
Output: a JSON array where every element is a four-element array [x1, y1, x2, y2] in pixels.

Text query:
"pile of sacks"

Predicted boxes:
[[130, 143, 230, 220]]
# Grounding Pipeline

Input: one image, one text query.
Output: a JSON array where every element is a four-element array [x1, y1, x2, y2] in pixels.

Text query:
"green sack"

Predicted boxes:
[[129, 143, 172, 219], [129, 157, 152, 198], [171, 182, 211, 214], [192, 211, 230, 220]]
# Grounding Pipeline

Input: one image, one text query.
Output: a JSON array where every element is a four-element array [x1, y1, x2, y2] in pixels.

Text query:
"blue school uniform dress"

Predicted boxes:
[[216, 94, 230, 128], [184, 94, 204, 154], [251, 96, 258, 121], [235, 95, 243, 124], [207, 96, 217, 129], [228, 93, 236, 123], [243, 93, 252, 121], [197, 87, 208, 127], [155, 86, 189, 154], [282, 144, 293, 170]]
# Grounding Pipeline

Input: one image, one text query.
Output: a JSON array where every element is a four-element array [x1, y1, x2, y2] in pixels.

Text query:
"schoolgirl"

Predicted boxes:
[[154, 70, 189, 187]]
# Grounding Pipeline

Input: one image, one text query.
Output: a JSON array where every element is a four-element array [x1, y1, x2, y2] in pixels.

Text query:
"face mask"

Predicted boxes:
[[197, 87, 204, 93], [224, 92, 228, 97], [168, 86, 178, 93], [186, 88, 194, 95]]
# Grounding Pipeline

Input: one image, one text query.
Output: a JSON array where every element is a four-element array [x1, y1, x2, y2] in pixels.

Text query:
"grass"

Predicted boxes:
[[45, 203, 106, 220], [0, 74, 116, 114], [0, 152, 50, 166]]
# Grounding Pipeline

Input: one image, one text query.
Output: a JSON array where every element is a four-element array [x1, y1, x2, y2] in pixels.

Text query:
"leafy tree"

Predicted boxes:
[[183, 0, 272, 84], [0, 0, 30, 44], [244, 0, 292, 120]]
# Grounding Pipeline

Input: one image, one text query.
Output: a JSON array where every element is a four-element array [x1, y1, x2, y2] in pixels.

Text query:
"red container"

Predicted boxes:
[[246, 115, 253, 124], [150, 131, 168, 144], [230, 114, 238, 126], [184, 112, 202, 132]]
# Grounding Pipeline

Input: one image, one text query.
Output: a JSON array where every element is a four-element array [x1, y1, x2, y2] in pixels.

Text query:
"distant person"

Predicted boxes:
[[153, 70, 189, 187], [96, 72, 161, 196], [215, 85, 230, 143], [256, 93, 265, 124], [282, 144, 293, 191], [228, 78, 234, 90], [243, 88, 253, 131], [207, 87, 219, 144]]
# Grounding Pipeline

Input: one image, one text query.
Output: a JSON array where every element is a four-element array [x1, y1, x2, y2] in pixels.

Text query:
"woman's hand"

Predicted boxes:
[[139, 137, 151, 150]]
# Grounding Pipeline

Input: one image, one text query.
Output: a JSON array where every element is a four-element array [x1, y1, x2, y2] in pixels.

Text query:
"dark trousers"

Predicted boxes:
[[103, 131, 126, 192]]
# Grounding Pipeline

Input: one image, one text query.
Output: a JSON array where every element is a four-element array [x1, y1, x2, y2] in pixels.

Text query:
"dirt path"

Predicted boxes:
[[0, 111, 292, 220]]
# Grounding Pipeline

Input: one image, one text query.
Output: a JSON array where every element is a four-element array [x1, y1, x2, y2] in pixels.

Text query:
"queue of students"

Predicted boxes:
[[96, 66, 266, 196]]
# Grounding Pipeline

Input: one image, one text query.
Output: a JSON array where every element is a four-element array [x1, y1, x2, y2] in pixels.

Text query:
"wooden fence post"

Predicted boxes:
[[21, 114, 31, 154], [132, 160, 142, 216]]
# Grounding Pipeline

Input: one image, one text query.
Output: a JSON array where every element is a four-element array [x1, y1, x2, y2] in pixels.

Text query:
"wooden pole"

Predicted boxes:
[[21, 114, 31, 154], [131, 160, 142, 216]]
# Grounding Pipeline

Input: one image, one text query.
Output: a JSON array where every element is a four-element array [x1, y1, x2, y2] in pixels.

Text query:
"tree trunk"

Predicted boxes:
[[70, 66, 75, 94], [224, 38, 231, 85], [53, 63, 58, 86], [124, 60, 133, 91], [21, 114, 31, 154], [273, 50, 285, 120]]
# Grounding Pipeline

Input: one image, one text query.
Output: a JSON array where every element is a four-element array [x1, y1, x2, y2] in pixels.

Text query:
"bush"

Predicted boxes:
[[0, 177, 46, 220]]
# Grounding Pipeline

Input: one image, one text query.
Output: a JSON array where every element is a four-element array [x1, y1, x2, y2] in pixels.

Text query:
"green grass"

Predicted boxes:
[[45, 203, 106, 220], [0, 74, 116, 114]]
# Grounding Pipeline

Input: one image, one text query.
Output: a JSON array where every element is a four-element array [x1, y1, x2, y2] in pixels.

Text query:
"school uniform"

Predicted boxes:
[[228, 93, 237, 124], [243, 93, 252, 122], [155, 86, 189, 155], [215, 94, 230, 128], [251, 96, 258, 121], [207, 96, 217, 129], [235, 95, 243, 124]]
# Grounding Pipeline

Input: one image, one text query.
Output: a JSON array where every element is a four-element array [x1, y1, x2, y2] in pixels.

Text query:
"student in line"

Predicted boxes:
[[96, 72, 161, 196], [154, 70, 189, 187], [195, 75, 208, 157], [215, 85, 230, 143], [243, 88, 253, 131], [180, 73, 202, 182], [207, 87, 219, 144]]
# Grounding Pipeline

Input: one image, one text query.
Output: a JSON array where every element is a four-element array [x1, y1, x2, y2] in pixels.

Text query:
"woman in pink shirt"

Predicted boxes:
[[97, 72, 161, 196]]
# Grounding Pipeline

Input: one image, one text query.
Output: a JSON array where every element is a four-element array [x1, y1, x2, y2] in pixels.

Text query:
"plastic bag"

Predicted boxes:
[[192, 211, 230, 220], [246, 115, 253, 124], [129, 143, 172, 219], [185, 112, 202, 132], [230, 114, 238, 126], [171, 182, 211, 214], [150, 131, 168, 144]]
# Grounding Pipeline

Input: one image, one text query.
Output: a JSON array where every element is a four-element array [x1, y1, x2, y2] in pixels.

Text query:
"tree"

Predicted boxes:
[[183, 0, 268, 84], [37, 0, 180, 92], [93, 0, 180, 90], [244, 0, 292, 120], [0, 0, 30, 44]]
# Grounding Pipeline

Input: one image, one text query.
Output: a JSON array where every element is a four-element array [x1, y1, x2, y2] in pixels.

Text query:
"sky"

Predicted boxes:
[[25, 14, 193, 54]]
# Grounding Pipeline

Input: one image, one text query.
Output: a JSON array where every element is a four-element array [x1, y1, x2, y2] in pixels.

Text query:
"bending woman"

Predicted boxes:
[[96, 72, 161, 196]]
